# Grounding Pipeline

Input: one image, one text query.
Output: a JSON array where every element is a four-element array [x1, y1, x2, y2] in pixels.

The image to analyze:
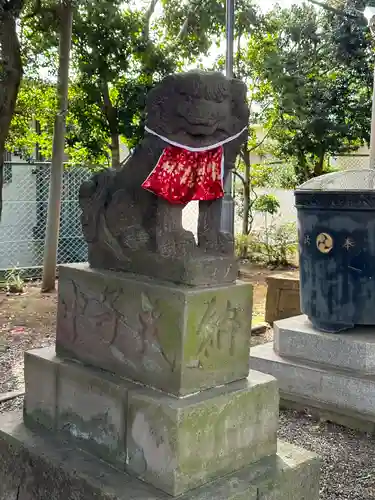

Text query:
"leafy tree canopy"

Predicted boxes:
[[4, 0, 375, 180], [244, 1, 374, 183], [12, 0, 261, 167]]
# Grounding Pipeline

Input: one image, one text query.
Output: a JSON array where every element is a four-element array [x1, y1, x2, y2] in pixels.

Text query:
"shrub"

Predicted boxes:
[[236, 220, 298, 267]]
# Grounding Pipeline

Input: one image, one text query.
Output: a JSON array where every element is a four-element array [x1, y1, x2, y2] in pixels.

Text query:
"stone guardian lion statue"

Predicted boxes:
[[79, 70, 249, 286]]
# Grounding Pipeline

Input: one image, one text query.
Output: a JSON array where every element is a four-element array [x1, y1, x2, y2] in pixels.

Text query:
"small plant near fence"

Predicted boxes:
[[3, 265, 25, 294]]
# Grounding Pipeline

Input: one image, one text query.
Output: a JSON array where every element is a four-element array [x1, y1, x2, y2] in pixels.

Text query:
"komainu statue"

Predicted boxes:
[[79, 70, 249, 286]]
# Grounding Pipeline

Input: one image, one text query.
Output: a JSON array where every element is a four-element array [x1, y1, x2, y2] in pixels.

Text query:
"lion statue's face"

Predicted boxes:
[[145, 71, 249, 148]]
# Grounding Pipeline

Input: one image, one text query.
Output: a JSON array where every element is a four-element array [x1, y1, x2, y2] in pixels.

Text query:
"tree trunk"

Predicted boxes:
[[242, 182, 250, 235], [110, 133, 120, 170], [143, 0, 159, 41], [0, 4, 24, 220], [101, 80, 121, 170], [41, 0, 73, 292], [296, 152, 309, 184], [314, 151, 325, 177]]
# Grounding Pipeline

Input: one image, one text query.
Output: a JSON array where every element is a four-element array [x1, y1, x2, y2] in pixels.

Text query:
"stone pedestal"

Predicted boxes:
[[265, 274, 301, 325], [251, 314, 375, 432], [56, 264, 253, 397], [0, 265, 320, 498], [0, 412, 320, 500]]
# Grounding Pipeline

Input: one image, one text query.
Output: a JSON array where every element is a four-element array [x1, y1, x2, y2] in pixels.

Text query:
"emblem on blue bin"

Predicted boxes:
[[316, 233, 333, 254]]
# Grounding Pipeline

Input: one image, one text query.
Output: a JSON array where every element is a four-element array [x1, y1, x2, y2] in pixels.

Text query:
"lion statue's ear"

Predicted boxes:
[[145, 75, 180, 135], [230, 78, 249, 126], [147, 75, 178, 110]]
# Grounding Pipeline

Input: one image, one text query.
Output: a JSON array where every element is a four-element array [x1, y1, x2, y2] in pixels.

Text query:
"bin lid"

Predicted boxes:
[[296, 169, 375, 191]]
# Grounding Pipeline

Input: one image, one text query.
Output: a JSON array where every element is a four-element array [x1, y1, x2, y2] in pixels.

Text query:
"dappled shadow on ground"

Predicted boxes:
[[0, 282, 57, 393]]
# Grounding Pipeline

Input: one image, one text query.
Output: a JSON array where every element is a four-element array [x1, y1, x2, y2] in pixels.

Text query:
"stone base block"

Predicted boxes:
[[265, 274, 300, 325], [89, 245, 239, 287], [126, 371, 279, 496], [56, 264, 253, 396], [0, 412, 320, 500], [24, 347, 136, 469], [251, 342, 375, 429], [274, 315, 375, 374], [25, 348, 280, 496]]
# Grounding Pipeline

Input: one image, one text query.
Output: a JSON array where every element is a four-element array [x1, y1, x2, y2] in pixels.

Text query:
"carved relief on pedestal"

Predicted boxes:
[[58, 279, 177, 376]]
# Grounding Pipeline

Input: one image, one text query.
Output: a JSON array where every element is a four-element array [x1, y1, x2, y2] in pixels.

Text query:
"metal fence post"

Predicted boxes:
[[221, 0, 235, 235]]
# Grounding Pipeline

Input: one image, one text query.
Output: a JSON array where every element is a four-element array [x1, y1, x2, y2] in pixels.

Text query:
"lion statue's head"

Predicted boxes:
[[145, 70, 249, 149]]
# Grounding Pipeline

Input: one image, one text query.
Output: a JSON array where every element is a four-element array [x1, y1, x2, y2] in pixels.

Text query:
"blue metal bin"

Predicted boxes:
[[295, 169, 375, 333]]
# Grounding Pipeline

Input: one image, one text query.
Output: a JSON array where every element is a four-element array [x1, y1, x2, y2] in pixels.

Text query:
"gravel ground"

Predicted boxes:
[[1, 279, 375, 499], [279, 408, 375, 500], [0, 283, 56, 393], [1, 385, 375, 499]]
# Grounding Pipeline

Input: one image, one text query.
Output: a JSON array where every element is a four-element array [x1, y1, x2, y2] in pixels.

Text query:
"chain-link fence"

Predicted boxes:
[[330, 154, 370, 170], [0, 162, 91, 277], [4, 154, 369, 278], [0, 161, 200, 277]]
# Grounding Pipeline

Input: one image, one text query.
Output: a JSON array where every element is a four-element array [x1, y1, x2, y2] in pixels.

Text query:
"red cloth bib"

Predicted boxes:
[[142, 145, 224, 205]]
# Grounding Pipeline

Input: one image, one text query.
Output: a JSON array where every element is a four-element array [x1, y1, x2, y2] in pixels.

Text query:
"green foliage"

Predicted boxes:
[[260, 221, 298, 267], [5, 78, 56, 160], [248, 163, 273, 188], [17, 0, 180, 166], [5, 0, 375, 176], [18, 0, 243, 166], [4, 265, 25, 294], [235, 233, 252, 260], [253, 194, 280, 215], [6, 78, 111, 166], [264, 162, 298, 190], [161, 0, 225, 59], [66, 83, 113, 167], [236, 221, 298, 268], [245, 1, 373, 183]]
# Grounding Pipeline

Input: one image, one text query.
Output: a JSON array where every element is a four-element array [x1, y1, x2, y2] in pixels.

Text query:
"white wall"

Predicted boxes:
[[182, 188, 297, 239], [0, 156, 37, 269], [249, 188, 296, 231], [120, 141, 130, 162]]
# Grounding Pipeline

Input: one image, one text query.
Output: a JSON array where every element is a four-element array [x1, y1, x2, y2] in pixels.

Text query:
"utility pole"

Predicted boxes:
[[369, 64, 375, 169], [221, 0, 235, 235], [41, 0, 73, 292], [365, 6, 375, 168]]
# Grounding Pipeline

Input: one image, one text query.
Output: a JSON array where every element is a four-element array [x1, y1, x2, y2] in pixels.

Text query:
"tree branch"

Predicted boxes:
[[143, 0, 159, 41], [233, 169, 246, 187], [249, 123, 276, 153], [177, 15, 190, 40], [176, 1, 200, 41], [305, 0, 362, 19]]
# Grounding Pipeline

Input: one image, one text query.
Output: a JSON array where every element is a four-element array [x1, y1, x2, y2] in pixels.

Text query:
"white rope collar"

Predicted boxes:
[[144, 125, 247, 152]]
